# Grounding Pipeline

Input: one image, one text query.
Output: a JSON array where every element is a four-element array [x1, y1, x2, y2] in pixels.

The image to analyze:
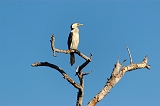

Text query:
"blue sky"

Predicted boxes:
[[0, 1, 160, 106]]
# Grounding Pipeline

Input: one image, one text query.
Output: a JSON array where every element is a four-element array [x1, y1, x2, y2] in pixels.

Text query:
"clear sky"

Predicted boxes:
[[0, 1, 160, 106]]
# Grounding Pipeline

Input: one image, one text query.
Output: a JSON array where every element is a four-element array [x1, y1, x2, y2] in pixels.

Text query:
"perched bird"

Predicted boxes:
[[67, 23, 83, 66]]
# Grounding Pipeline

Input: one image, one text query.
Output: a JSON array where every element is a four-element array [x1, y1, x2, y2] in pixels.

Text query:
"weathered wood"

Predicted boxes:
[[87, 54, 150, 106]]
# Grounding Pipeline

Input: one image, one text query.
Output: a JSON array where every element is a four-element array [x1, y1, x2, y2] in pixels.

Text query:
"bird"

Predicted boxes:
[[67, 22, 83, 66]]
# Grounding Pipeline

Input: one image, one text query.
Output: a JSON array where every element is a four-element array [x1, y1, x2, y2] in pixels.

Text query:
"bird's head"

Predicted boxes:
[[70, 23, 83, 30]]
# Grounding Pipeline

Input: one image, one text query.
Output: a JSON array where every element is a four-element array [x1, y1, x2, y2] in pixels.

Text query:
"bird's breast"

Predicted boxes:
[[70, 33, 79, 49]]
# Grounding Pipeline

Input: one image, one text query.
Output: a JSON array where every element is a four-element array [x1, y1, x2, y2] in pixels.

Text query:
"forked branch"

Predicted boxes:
[[32, 35, 92, 106], [50, 34, 91, 61], [76, 53, 92, 106], [87, 46, 150, 106], [31, 56, 92, 106]]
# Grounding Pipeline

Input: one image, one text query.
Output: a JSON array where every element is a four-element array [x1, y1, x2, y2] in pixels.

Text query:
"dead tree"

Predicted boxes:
[[87, 45, 150, 106], [31, 34, 150, 106], [32, 35, 92, 106]]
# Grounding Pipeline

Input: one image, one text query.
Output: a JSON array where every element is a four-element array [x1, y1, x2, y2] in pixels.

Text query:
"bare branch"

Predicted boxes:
[[50, 35, 57, 57], [31, 57, 92, 106], [125, 45, 132, 64], [31, 62, 82, 89], [33, 35, 92, 106], [76, 72, 84, 106], [75, 70, 83, 106], [111, 60, 122, 77], [79, 53, 92, 71], [76, 88, 84, 106], [121, 59, 127, 66], [50, 35, 91, 61], [76, 53, 92, 106], [75, 53, 92, 106], [83, 71, 92, 76], [87, 55, 150, 106], [142, 55, 150, 70]]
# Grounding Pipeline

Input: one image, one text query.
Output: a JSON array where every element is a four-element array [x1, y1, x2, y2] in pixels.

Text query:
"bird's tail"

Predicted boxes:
[[70, 53, 75, 66]]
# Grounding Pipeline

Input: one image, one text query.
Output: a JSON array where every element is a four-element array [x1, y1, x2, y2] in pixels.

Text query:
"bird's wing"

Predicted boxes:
[[67, 31, 73, 49]]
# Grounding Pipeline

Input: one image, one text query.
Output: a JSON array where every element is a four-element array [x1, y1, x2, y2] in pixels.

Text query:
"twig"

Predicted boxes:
[[83, 71, 92, 76], [125, 45, 132, 64]]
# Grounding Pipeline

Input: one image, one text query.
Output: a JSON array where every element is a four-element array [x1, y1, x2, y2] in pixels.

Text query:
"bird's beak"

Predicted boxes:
[[78, 23, 83, 26]]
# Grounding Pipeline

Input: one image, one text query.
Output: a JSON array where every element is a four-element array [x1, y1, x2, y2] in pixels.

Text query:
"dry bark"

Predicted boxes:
[[87, 46, 150, 106]]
